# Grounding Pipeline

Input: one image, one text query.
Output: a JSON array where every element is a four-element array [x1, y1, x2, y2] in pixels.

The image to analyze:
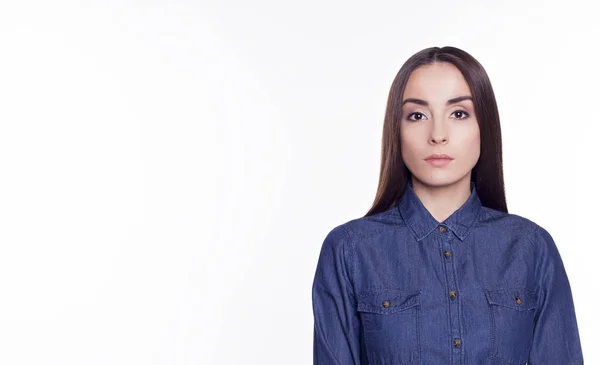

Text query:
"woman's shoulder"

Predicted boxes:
[[322, 205, 404, 244], [480, 205, 537, 228], [479, 206, 556, 247]]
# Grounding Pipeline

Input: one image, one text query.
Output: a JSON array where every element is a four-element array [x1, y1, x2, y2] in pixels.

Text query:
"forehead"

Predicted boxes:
[[404, 62, 471, 101]]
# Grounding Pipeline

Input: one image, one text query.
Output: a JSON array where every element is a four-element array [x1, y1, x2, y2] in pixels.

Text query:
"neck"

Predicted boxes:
[[411, 174, 472, 223]]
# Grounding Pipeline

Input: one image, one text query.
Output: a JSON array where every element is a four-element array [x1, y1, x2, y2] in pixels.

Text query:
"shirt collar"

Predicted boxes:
[[398, 180, 483, 242]]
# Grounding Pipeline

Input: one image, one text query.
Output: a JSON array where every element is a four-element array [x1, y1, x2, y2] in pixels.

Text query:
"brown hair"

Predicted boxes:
[[364, 46, 507, 217]]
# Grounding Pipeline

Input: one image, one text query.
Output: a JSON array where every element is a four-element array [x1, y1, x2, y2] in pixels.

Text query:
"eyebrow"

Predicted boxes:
[[401, 95, 473, 107]]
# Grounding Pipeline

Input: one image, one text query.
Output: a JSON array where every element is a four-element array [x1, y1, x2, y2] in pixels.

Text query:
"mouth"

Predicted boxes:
[[424, 154, 454, 167], [425, 154, 453, 160]]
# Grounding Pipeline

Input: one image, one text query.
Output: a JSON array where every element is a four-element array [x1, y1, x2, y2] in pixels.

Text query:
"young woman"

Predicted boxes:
[[311, 46, 583, 365]]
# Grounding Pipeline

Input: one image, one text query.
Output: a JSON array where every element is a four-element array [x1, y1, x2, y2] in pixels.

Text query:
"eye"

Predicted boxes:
[[407, 112, 427, 122], [452, 110, 470, 119]]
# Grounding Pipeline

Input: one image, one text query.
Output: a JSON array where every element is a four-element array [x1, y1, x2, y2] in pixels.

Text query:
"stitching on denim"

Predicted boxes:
[[523, 223, 540, 260], [357, 289, 422, 298], [484, 288, 539, 311], [439, 239, 453, 361], [357, 292, 420, 315], [487, 294, 535, 365], [487, 354, 516, 365], [359, 303, 421, 365], [449, 233, 466, 363], [361, 318, 375, 365], [489, 297, 497, 360], [350, 224, 405, 242], [456, 200, 485, 241], [416, 303, 422, 363], [340, 224, 358, 302]]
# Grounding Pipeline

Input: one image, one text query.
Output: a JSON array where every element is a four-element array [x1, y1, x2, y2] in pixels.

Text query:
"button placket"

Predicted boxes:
[[439, 225, 463, 357]]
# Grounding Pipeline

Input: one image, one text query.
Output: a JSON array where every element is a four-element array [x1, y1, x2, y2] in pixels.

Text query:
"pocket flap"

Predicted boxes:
[[484, 288, 538, 311], [357, 289, 421, 314]]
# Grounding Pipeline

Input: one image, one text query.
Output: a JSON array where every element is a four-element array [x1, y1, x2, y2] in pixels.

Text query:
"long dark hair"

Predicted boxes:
[[364, 46, 507, 217]]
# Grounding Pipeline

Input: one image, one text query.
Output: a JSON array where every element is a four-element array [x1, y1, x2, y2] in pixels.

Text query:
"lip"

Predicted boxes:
[[425, 154, 453, 167], [425, 154, 453, 160]]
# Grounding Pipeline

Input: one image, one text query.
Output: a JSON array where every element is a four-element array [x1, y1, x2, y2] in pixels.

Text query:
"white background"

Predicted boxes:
[[0, 1, 597, 364]]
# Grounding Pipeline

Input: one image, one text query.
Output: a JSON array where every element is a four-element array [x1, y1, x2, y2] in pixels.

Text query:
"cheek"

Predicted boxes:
[[461, 127, 481, 160], [400, 130, 420, 160], [400, 122, 425, 140]]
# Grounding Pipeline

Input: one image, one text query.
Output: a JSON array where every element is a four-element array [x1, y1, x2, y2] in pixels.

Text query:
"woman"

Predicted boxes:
[[311, 46, 583, 365]]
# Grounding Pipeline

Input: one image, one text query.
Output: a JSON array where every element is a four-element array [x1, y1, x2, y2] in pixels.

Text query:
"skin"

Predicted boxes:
[[400, 61, 481, 223]]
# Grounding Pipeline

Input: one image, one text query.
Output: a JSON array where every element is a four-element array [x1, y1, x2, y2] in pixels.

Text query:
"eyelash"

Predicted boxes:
[[406, 110, 470, 122]]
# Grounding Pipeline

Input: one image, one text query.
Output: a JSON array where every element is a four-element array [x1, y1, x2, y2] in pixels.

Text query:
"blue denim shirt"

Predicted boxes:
[[312, 182, 583, 365]]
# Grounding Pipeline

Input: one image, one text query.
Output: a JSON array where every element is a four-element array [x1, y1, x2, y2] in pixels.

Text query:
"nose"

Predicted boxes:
[[430, 134, 447, 144], [429, 124, 448, 144], [428, 115, 448, 144]]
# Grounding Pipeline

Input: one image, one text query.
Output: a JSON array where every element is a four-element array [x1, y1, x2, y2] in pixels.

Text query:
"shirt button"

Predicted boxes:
[[382, 300, 390, 308], [449, 291, 457, 299], [439, 226, 447, 232], [453, 338, 461, 348], [515, 296, 522, 305], [443, 250, 451, 258]]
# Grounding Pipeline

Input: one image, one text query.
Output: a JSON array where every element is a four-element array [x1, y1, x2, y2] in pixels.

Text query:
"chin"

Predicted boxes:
[[412, 171, 468, 188], [421, 179, 457, 188]]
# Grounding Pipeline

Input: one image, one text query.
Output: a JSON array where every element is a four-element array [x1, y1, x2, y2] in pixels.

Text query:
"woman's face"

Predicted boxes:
[[400, 61, 480, 188]]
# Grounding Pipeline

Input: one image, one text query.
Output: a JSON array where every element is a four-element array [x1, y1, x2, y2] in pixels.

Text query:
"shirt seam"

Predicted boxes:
[[340, 224, 358, 299], [524, 224, 544, 301], [350, 224, 407, 242]]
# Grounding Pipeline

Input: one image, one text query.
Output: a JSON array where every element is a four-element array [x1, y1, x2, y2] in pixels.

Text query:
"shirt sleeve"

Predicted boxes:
[[312, 225, 363, 365], [528, 225, 584, 364]]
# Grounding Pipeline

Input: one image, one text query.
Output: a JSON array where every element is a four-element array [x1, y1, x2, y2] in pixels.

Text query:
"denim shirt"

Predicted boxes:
[[312, 182, 583, 365]]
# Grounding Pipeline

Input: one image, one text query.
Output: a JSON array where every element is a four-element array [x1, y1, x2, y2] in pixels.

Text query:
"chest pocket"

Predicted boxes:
[[357, 289, 421, 365], [484, 287, 538, 365]]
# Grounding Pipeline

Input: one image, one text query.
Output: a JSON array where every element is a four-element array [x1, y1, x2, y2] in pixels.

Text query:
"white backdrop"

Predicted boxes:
[[0, 1, 597, 364]]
